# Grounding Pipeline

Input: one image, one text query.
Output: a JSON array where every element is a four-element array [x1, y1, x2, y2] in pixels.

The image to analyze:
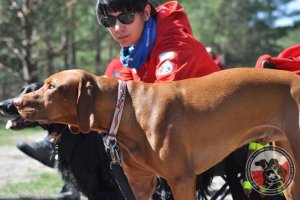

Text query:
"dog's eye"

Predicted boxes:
[[48, 83, 55, 90]]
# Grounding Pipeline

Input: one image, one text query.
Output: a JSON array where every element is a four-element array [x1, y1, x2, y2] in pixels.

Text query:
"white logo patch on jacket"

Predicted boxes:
[[156, 51, 176, 77], [156, 60, 175, 76]]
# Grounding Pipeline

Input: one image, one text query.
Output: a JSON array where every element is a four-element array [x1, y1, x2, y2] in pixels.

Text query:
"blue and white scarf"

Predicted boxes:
[[120, 17, 157, 70]]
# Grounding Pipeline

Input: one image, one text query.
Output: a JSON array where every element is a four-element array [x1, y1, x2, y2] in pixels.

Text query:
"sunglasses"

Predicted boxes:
[[99, 12, 135, 28]]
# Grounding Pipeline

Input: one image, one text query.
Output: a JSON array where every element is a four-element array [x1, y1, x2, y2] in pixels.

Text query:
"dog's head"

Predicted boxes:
[[268, 158, 281, 170], [13, 69, 96, 133], [0, 82, 44, 130], [254, 159, 269, 169], [0, 81, 69, 142]]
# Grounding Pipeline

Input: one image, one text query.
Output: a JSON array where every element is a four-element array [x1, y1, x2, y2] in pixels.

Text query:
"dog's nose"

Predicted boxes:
[[0, 101, 5, 111], [13, 98, 22, 107], [0, 98, 19, 116]]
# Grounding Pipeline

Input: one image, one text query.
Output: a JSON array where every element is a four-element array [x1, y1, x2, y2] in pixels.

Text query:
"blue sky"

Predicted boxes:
[[275, 0, 300, 26]]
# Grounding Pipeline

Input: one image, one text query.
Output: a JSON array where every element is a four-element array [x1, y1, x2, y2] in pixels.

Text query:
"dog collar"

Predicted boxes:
[[108, 80, 127, 138]]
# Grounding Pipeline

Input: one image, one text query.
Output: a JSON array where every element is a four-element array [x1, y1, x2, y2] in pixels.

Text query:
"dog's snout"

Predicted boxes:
[[0, 98, 19, 116]]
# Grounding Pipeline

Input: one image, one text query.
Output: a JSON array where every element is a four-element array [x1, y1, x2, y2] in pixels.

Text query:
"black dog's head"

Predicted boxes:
[[0, 81, 43, 130], [254, 159, 269, 169]]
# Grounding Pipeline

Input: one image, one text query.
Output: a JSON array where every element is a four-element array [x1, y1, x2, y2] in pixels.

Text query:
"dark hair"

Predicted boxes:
[[96, 0, 157, 18]]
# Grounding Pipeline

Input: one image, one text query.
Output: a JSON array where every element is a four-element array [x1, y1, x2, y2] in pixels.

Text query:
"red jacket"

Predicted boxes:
[[104, 56, 123, 78], [255, 44, 300, 74], [111, 1, 220, 82]]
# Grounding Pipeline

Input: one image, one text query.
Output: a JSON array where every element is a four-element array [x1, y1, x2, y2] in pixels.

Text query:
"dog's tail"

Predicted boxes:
[[196, 168, 214, 200]]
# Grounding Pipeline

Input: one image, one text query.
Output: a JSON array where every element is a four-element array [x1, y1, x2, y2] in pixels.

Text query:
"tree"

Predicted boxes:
[[276, 20, 300, 49], [0, 0, 115, 98], [182, 0, 299, 67], [0, 0, 40, 84]]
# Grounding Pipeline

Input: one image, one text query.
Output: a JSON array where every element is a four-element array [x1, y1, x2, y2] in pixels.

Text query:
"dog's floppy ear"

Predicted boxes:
[[76, 79, 95, 133], [68, 125, 80, 134]]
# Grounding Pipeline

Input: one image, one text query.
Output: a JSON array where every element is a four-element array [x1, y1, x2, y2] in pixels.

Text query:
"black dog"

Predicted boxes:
[[0, 82, 216, 200]]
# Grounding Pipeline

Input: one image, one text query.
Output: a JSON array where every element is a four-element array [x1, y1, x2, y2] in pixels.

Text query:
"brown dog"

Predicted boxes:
[[13, 68, 300, 200]]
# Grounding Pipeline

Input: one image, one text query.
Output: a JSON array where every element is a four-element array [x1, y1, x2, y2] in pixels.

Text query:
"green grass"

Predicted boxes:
[[0, 126, 45, 147], [0, 126, 43, 135], [0, 173, 63, 198]]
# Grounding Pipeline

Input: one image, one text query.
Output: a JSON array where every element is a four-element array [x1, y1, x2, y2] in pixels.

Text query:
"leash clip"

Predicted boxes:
[[104, 135, 121, 169], [109, 147, 121, 169], [104, 135, 117, 149]]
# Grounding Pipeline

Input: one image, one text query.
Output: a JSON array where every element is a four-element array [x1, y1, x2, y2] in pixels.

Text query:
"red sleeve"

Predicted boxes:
[[105, 56, 124, 79], [118, 67, 136, 81], [255, 54, 272, 68], [278, 44, 300, 58], [255, 51, 300, 75]]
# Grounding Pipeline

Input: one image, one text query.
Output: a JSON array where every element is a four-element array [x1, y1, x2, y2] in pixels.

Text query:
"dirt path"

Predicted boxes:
[[0, 145, 57, 186], [0, 133, 61, 199]]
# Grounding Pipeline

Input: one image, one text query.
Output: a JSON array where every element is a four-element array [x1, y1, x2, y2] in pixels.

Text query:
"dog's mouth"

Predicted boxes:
[[6, 117, 60, 143], [6, 117, 40, 130]]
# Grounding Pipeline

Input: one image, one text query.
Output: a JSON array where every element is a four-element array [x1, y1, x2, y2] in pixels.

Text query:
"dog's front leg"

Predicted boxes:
[[126, 173, 156, 200], [168, 174, 197, 200]]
